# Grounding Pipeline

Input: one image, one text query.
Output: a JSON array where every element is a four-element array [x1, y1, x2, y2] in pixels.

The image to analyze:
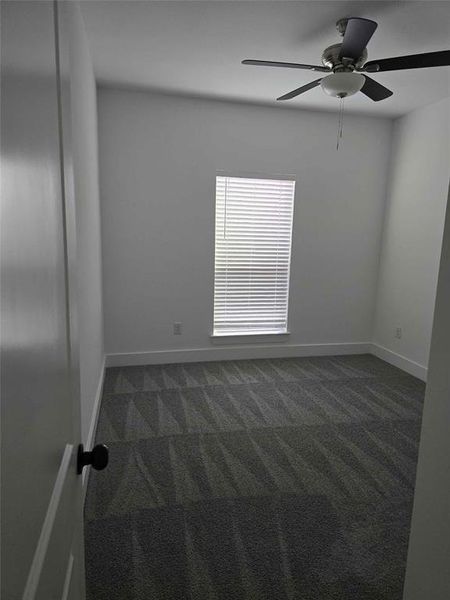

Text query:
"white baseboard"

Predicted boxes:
[[105, 342, 426, 380], [105, 342, 372, 367], [370, 343, 427, 381], [82, 357, 106, 495]]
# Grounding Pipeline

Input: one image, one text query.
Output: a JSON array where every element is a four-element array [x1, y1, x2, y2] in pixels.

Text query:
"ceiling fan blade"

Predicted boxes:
[[339, 18, 378, 61], [360, 76, 393, 102], [277, 78, 323, 101], [363, 50, 450, 72], [242, 59, 330, 73]]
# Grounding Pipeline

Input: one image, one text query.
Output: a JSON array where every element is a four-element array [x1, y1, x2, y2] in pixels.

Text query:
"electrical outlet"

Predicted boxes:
[[395, 327, 402, 339], [173, 322, 182, 335]]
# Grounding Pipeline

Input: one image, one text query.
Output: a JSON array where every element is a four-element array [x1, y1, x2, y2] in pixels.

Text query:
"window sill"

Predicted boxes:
[[210, 331, 290, 345]]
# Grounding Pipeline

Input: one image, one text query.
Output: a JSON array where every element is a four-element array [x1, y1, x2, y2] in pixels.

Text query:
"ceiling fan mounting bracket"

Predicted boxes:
[[336, 18, 349, 37], [321, 43, 367, 72]]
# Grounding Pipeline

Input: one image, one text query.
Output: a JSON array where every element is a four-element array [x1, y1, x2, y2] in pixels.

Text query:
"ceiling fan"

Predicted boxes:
[[242, 17, 450, 102]]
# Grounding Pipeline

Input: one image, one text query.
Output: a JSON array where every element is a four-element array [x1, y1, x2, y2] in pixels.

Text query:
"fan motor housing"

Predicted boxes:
[[322, 43, 367, 72]]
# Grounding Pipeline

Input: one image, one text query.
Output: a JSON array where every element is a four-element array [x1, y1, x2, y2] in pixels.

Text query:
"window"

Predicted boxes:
[[213, 174, 295, 336]]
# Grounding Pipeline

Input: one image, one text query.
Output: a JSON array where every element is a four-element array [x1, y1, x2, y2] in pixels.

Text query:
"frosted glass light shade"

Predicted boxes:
[[321, 73, 366, 98]]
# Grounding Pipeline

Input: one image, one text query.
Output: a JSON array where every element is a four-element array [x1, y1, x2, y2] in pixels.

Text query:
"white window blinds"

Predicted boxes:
[[213, 174, 295, 336]]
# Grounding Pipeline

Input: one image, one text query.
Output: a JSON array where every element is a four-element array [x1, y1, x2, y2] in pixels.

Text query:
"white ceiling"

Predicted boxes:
[[81, 0, 450, 117]]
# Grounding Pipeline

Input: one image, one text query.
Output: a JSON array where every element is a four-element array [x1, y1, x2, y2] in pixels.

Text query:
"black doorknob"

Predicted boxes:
[[77, 443, 109, 474]]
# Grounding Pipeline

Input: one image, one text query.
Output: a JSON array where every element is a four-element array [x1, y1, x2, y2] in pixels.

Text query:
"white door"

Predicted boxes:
[[1, 1, 90, 598]]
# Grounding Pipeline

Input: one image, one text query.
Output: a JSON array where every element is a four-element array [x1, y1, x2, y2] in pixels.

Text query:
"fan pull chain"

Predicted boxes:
[[336, 96, 345, 150], [223, 177, 228, 239]]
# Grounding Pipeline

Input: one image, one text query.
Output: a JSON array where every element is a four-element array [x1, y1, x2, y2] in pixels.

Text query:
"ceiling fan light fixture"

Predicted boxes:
[[321, 72, 366, 98]]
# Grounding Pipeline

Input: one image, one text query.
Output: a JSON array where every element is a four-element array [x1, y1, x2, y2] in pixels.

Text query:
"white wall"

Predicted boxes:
[[403, 183, 450, 600], [68, 3, 104, 444], [373, 98, 450, 377], [98, 88, 393, 361]]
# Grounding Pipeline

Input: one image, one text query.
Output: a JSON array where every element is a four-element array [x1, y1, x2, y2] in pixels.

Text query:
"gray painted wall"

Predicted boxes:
[[373, 98, 450, 373], [97, 89, 392, 357], [68, 3, 104, 444]]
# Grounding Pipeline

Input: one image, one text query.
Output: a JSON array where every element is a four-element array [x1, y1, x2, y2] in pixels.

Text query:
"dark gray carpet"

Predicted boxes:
[[85, 354, 425, 600]]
